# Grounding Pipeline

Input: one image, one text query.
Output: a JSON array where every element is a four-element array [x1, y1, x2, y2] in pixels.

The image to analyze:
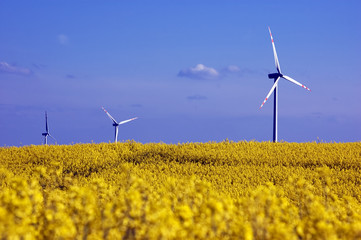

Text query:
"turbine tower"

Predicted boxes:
[[102, 107, 138, 142], [42, 111, 56, 145], [259, 27, 311, 142]]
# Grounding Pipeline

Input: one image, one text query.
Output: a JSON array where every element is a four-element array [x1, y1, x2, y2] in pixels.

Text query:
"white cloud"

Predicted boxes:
[[221, 65, 260, 77], [57, 34, 69, 45], [224, 65, 240, 73], [178, 64, 219, 80], [0, 62, 32, 75]]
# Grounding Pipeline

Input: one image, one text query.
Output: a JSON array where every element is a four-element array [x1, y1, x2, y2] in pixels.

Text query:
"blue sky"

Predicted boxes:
[[0, 1, 360, 146]]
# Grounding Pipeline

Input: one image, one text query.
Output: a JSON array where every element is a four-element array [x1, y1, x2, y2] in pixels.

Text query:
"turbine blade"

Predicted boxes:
[[282, 75, 311, 91], [102, 107, 118, 124], [259, 77, 280, 109], [45, 111, 49, 133], [268, 27, 281, 74], [49, 134, 57, 143], [119, 117, 138, 125]]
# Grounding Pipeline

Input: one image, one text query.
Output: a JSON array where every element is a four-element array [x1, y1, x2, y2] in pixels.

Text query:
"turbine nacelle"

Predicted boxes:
[[268, 73, 282, 79]]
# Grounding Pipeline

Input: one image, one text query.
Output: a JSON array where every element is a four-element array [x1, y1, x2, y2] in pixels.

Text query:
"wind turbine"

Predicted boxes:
[[259, 27, 311, 142], [101, 107, 138, 142], [42, 111, 56, 145]]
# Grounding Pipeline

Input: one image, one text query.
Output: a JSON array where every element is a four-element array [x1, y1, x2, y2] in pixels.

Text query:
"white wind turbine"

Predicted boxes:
[[42, 111, 56, 145], [102, 107, 138, 142], [259, 27, 311, 142]]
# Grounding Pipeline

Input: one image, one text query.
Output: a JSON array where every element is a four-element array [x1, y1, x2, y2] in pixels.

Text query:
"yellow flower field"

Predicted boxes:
[[0, 141, 361, 239]]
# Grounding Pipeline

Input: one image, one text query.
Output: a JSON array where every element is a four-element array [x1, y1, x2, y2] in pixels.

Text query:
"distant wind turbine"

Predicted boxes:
[[101, 107, 138, 142], [259, 27, 311, 142], [42, 111, 56, 145]]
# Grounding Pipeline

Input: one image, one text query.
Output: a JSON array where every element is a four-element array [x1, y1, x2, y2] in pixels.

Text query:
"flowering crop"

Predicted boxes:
[[0, 141, 361, 239]]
